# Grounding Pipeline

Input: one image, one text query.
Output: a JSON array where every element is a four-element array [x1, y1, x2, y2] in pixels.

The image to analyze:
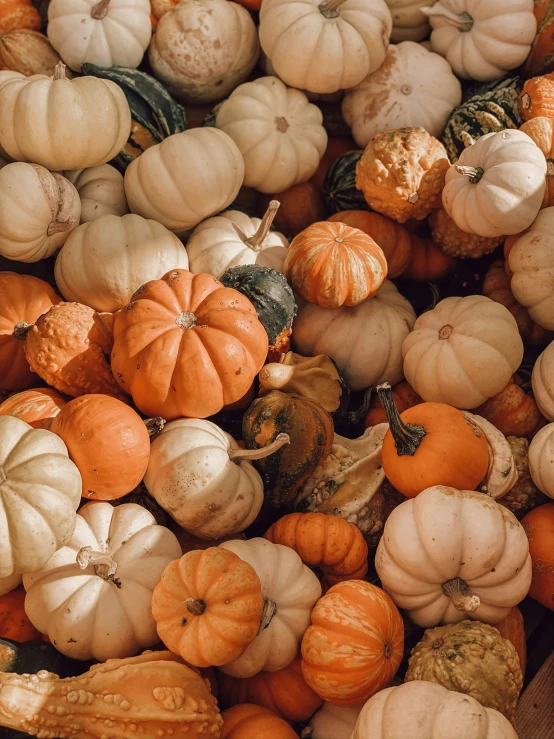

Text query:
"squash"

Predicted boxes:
[[465, 412, 518, 500], [375, 485, 532, 626], [215, 76, 328, 194], [356, 127, 450, 223], [500, 436, 549, 520], [351, 681, 518, 739], [386, 0, 431, 40], [523, 0, 554, 78], [497, 605, 527, 676], [0, 163, 80, 263], [519, 73, 554, 121], [0, 387, 66, 430], [124, 128, 244, 233], [62, 164, 128, 224], [301, 580, 403, 705], [221, 705, 297, 739], [522, 502, 554, 610], [293, 279, 416, 391], [261, 182, 326, 237], [402, 295, 524, 409], [0, 29, 67, 76], [0, 636, 75, 677], [54, 214, 188, 313], [150, 0, 178, 22], [0, 586, 40, 642], [528, 422, 554, 499], [520, 116, 554, 208], [364, 380, 420, 427], [342, 42, 461, 148], [0, 63, 131, 171], [403, 234, 456, 281], [0, 0, 39, 33], [323, 150, 368, 214], [219, 538, 322, 678], [532, 341, 554, 421], [0, 272, 60, 391], [148, 0, 259, 105], [306, 701, 364, 739], [429, 208, 502, 258], [311, 136, 355, 193], [474, 377, 543, 440]]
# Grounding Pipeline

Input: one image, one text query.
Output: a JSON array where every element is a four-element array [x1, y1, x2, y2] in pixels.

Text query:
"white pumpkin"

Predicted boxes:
[[124, 128, 245, 234], [532, 341, 554, 421], [402, 295, 524, 409], [218, 538, 322, 677], [0, 573, 22, 597], [0, 70, 23, 162], [54, 213, 189, 313], [23, 501, 182, 661], [385, 0, 431, 40], [0, 162, 80, 263], [259, 0, 393, 95], [529, 423, 554, 499], [47, 0, 152, 72], [292, 279, 416, 391], [186, 203, 289, 279], [342, 41, 461, 148], [148, 0, 259, 104], [63, 164, 129, 223], [308, 701, 365, 739], [0, 415, 82, 579], [215, 76, 328, 194]]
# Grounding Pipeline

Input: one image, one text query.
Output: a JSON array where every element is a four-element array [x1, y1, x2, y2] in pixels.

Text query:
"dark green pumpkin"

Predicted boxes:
[[323, 150, 369, 214]]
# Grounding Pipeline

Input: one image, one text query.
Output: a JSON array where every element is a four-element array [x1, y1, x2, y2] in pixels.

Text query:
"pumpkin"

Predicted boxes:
[[523, 0, 554, 78], [323, 150, 368, 214], [520, 116, 554, 208], [221, 705, 297, 739], [311, 136, 356, 193], [465, 412, 518, 500], [215, 76, 328, 194], [186, 203, 289, 279], [497, 605, 527, 676], [293, 279, 416, 391], [218, 538, 321, 678], [111, 269, 268, 419], [217, 655, 322, 723], [0, 163, 80, 263], [522, 503, 554, 609], [500, 436, 549, 520], [55, 214, 188, 313], [0, 0, 39, 33], [342, 42, 461, 148], [351, 681, 518, 739], [0, 272, 60, 391], [364, 381, 420, 427], [62, 165, 129, 224], [148, 0, 259, 105], [150, 0, 179, 22], [152, 547, 265, 667], [528, 422, 554, 499], [124, 128, 244, 233], [375, 485, 532, 626], [402, 295, 524, 409], [519, 73, 554, 121], [306, 701, 364, 739], [532, 340, 554, 421], [474, 376, 542, 440], [0, 586, 40, 642], [259, 0, 392, 95], [0, 63, 131, 171], [403, 234, 456, 281], [356, 127, 450, 223], [429, 208, 502, 258], [242, 391, 334, 507], [0, 29, 67, 76], [261, 183, 326, 237], [386, 0, 431, 40], [0, 387, 66, 430]]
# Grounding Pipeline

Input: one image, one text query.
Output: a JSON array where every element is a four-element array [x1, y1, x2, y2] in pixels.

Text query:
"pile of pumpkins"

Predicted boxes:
[[0, 0, 553, 737]]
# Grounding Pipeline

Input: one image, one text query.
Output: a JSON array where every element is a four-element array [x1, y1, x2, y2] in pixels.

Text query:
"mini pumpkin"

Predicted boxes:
[[519, 73, 554, 121], [522, 502, 554, 610], [429, 208, 502, 258], [402, 234, 456, 281], [474, 376, 543, 440], [520, 116, 554, 208], [62, 164, 129, 223], [0, 0, 39, 33], [523, 0, 554, 78], [221, 704, 297, 739], [528, 423, 554, 499], [0, 387, 66, 430], [306, 701, 364, 739], [364, 380, 420, 428], [532, 340, 554, 421], [261, 182, 326, 237], [0, 586, 40, 642]]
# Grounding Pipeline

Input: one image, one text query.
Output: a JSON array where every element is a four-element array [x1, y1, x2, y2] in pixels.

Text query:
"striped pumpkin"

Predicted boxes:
[[323, 150, 369, 214], [523, 0, 554, 78]]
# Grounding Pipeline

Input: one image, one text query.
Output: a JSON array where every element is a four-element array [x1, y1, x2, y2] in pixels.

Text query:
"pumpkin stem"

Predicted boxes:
[[91, 0, 110, 19], [13, 321, 32, 339], [318, 0, 347, 18], [442, 577, 480, 613], [185, 598, 206, 616], [420, 5, 473, 31], [53, 62, 67, 80], [258, 597, 277, 633], [144, 416, 166, 439], [377, 383, 426, 456], [76, 546, 120, 585], [455, 165, 484, 184], [228, 433, 290, 463], [244, 200, 280, 251]]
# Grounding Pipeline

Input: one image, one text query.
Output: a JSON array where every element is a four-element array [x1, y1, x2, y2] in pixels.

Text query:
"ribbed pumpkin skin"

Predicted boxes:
[[519, 74, 554, 121], [522, 503, 554, 610], [323, 151, 368, 214], [0, 387, 66, 429], [301, 581, 404, 706], [520, 116, 554, 208], [221, 704, 297, 739], [523, 0, 554, 78]]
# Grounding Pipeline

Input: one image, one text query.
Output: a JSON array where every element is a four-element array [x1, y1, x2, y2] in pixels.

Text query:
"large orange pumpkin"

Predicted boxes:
[[220, 704, 297, 739], [519, 73, 554, 121], [0, 586, 40, 642], [520, 117, 554, 208], [522, 503, 554, 611], [402, 235, 456, 282], [474, 376, 543, 440], [0, 387, 66, 429], [111, 270, 268, 420], [523, 0, 554, 78], [0, 0, 40, 34], [364, 380, 421, 428], [301, 580, 404, 706]]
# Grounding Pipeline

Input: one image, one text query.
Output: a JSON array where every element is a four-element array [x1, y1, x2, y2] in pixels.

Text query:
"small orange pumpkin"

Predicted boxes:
[[0, 586, 41, 642], [220, 704, 297, 739], [474, 376, 543, 440], [0, 387, 66, 429], [261, 182, 325, 237], [0, 0, 40, 34], [519, 73, 554, 121], [523, 0, 554, 78], [429, 208, 503, 258], [364, 381, 421, 428], [496, 606, 526, 676], [522, 503, 554, 611], [402, 235, 456, 282], [520, 117, 554, 208]]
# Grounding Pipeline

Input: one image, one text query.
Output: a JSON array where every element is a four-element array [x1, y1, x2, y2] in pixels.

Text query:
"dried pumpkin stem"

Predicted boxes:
[[13, 321, 32, 339], [91, 0, 110, 19], [319, 0, 347, 18], [144, 416, 166, 439], [258, 597, 277, 633], [377, 383, 426, 456], [442, 577, 480, 613], [185, 598, 206, 616], [76, 546, 118, 581], [228, 433, 290, 462], [455, 165, 484, 184], [420, 5, 473, 31], [53, 62, 67, 81], [244, 200, 280, 251]]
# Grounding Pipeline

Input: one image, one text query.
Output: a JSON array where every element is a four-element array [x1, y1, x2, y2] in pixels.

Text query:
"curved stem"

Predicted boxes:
[[91, 0, 110, 19], [229, 433, 290, 462], [76, 546, 118, 583], [258, 597, 277, 634], [421, 5, 473, 31], [455, 165, 484, 184], [377, 383, 426, 456], [442, 577, 480, 612], [319, 0, 347, 18], [144, 416, 166, 439], [244, 200, 280, 251], [13, 321, 32, 339], [185, 598, 206, 616], [53, 62, 67, 81]]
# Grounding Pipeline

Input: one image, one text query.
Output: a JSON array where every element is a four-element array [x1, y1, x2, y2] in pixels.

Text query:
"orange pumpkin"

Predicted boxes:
[[111, 270, 268, 420], [0, 272, 60, 391], [364, 381, 421, 428], [402, 235, 456, 282], [0, 0, 39, 34], [0, 387, 66, 429], [496, 606, 526, 676], [519, 73, 554, 121], [284, 221, 387, 308], [220, 705, 297, 739], [522, 503, 554, 611], [50, 394, 151, 501], [301, 580, 404, 706], [311, 136, 357, 192], [520, 117, 554, 208], [261, 182, 326, 238], [474, 376, 543, 440], [0, 586, 40, 642], [523, 0, 554, 78], [150, 0, 179, 22], [429, 208, 503, 258]]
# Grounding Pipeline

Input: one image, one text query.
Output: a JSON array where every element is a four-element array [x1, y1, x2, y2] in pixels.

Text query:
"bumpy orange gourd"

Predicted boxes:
[[0, 387, 66, 429], [402, 235, 456, 282], [522, 503, 554, 610], [301, 580, 404, 706], [0, 586, 40, 642], [264, 512, 369, 585], [429, 208, 503, 258], [261, 182, 325, 237], [523, 0, 554, 78], [111, 269, 268, 420], [364, 381, 421, 428], [496, 606, 527, 676], [221, 704, 297, 739], [474, 377, 543, 440], [519, 74, 554, 121], [0, 0, 39, 34], [520, 117, 554, 208]]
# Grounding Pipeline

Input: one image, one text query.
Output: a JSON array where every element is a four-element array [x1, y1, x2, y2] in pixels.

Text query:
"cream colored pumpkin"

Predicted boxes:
[[375, 486, 532, 627], [23, 501, 182, 661], [308, 701, 365, 739], [385, 0, 431, 40], [532, 341, 554, 421], [259, 0, 392, 95], [342, 42, 461, 148], [47, 0, 152, 72], [0, 162, 80, 263], [215, 76, 328, 194], [529, 423, 554, 499], [62, 164, 129, 224], [0, 415, 82, 579], [0, 573, 22, 597], [219, 538, 322, 677], [54, 213, 189, 312], [0, 70, 23, 162], [293, 280, 416, 391], [148, 0, 259, 104], [463, 413, 517, 500], [124, 128, 244, 234], [442, 130, 546, 238], [402, 295, 524, 409]]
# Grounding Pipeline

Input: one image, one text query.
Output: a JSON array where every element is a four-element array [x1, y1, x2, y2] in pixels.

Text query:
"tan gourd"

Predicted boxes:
[[463, 412, 518, 499]]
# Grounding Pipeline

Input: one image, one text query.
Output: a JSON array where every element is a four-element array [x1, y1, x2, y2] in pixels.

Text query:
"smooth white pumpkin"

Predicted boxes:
[[0, 573, 22, 597], [385, 0, 431, 40], [148, 0, 259, 104], [532, 341, 554, 421], [308, 701, 365, 739], [529, 423, 554, 499], [218, 537, 322, 677], [259, 0, 392, 95], [375, 486, 532, 627], [63, 164, 129, 223], [0, 71, 23, 162], [23, 501, 182, 661], [292, 279, 416, 391], [54, 213, 189, 313], [124, 128, 245, 234], [422, 0, 536, 82], [47, 0, 152, 72], [342, 41, 461, 148], [0, 415, 82, 579], [402, 295, 524, 409], [442, 130, 546, 238], [215, 76, 328, 194], [0, 162, 80, 263]]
